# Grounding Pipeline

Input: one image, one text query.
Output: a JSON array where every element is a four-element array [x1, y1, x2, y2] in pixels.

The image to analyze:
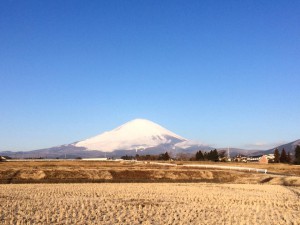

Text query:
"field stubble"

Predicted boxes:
[[0, 161, 299, 185], [0, 183, 299, 225]]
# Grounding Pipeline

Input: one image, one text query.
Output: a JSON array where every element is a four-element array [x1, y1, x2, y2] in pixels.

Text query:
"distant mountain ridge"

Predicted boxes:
[[0, 119, 211, 158], [217, 148, 260, 157], [253, 139, 300, 155], [0, 119, 299, 159]]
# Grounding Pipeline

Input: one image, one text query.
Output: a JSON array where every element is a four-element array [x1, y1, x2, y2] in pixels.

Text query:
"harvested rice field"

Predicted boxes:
[[0, 183, 299, 224]]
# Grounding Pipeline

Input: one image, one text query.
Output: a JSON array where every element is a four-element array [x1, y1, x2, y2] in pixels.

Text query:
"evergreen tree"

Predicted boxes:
[[195, 151, 204, 161], [121, 155, 134, 160], [203, 150, 219, 161], [287, 152, 291, 164], [295, 145, 300, 165], [159, 152, 170, 161], [212, 149, 219, 161], [280, 148, 287, 163], [199, 151, 205, 161], [207, 150, 213, 161], [203, 152, 208, 160], [195, 151, 200, 160], [165, 152, 170, 160], [135, 154, 140, 159], [274, 148, 280, 163]]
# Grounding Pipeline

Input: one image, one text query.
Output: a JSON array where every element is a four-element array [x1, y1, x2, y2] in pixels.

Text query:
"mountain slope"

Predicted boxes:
[[217, 148, 260, 157], [75, 119, 186, 152], [1, 119, 197, 158], [254, 139, 300, 155], [4, 119, 288, 159]]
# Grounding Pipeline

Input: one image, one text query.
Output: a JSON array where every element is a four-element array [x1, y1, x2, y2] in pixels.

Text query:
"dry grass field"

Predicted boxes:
[[179, 161, 300, 176], [0, 183, 299, 224], [0, 161, 299, 185], [1, 161, 299, 224]]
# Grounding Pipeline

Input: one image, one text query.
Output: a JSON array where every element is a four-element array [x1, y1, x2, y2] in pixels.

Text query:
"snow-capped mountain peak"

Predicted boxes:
[[75, 119, 187, 152]]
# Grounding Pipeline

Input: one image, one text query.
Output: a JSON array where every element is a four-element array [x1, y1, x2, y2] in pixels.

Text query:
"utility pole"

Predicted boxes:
[[227, 147, 231, 161]]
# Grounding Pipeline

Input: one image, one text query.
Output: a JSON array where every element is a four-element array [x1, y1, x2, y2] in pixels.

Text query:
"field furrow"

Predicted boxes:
[[0, 183, 299, 224]]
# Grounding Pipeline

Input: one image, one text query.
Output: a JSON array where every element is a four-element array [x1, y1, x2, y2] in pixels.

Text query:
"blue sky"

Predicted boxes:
[[1, 0, 300, 151]]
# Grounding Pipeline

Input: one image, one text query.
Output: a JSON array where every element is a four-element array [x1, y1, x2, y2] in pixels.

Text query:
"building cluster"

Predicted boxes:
[[0, 156, 7, 161], [231, 154, 275, 164]]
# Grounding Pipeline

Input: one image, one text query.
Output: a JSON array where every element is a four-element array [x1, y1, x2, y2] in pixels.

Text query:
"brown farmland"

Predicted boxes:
[[0, 183, 299, 224], [0, 161, 299, 224], [0, 160, 299, 185]]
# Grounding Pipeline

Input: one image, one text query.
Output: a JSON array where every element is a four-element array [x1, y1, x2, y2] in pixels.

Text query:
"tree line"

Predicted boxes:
[[121, 149, 222, 162], [273, 148, 291, 163], [273, 145, 300, 164], [121, 152, 171, 161], [294, 145, 300, 164], [120, 145, 300, 164], [194, 149, 221, 161]]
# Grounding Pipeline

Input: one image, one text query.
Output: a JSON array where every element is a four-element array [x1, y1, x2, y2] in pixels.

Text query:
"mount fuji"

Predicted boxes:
[[75, 119, 187, 152], [2, 119, 212, 158]]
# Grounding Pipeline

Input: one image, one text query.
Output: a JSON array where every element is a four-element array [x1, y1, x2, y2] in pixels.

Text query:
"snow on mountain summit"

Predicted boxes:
[[75, 119, 187, 152]]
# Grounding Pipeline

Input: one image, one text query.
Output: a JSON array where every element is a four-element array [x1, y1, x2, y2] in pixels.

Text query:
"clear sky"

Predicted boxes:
[[1, 0, 299, 151]]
